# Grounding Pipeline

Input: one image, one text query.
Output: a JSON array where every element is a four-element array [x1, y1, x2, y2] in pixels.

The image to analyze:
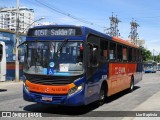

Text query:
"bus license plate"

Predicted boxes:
[[42, 96, 52, 101]]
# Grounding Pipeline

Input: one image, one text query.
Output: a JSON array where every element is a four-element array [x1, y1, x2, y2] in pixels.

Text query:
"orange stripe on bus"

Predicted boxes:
[[112, 37, 138, 48], [26, 80, 75, 94]]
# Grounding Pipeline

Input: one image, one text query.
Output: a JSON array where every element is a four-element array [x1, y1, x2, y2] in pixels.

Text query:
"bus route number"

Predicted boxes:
[[34, 29, 48, 36]]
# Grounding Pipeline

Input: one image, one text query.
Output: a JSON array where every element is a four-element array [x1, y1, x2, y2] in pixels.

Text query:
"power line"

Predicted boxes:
[[34, 0, 93, 24], [33, 0, 105, 28]]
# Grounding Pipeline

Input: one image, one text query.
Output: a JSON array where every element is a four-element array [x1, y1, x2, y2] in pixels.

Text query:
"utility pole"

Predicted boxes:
[[129, 19, 139, 45], [15, 0, 20, 82], [109, 12, 121, 37], [153, 49, 154, 61]]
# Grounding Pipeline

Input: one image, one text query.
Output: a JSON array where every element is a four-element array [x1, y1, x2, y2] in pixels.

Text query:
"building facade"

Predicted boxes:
[[0, 7, 34, 33], [127, 39, 145, 47]]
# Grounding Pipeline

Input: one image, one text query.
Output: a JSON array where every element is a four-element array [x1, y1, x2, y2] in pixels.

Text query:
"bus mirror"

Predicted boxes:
[[18, 41, 26, 48], [18, 42, 27, 63]]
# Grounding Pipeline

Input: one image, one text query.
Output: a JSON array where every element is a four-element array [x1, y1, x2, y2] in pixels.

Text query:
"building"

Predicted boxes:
[[127, 39, 145, 47], [0, 29, 26, 80], [136, 39, 145, 47], [0, 7, 34, 33]]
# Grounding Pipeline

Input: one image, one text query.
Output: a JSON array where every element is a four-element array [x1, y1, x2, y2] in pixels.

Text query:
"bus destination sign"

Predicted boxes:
[[32, 28, 76, 37]]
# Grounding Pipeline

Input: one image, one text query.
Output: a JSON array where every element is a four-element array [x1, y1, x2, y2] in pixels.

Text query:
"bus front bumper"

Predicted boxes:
[[23, 86, 85, 106]]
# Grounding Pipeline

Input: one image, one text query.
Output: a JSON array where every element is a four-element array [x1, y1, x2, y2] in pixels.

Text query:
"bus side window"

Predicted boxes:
[[139, 49, 142, 62], [87, 43, 99, 67], [117, 44, 122, 61], [137, 50, 139, 62], [100, 40, 108, 61], [103, 50, 108, 59], [109, 42, 116, 61], [132, 48, 136, 62], [128, 47, 132, 62], [123, 46, 127, 61]]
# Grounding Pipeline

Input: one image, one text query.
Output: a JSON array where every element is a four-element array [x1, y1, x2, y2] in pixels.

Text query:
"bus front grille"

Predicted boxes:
[[24, 73, 82, 85], [29, 78, 71, 85]]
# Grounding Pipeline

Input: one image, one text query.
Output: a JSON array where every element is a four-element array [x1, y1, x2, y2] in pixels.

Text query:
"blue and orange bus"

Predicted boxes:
[[157, 63, 160, 71], [143, 61, 157, 73], [22, 25, 143, 106]]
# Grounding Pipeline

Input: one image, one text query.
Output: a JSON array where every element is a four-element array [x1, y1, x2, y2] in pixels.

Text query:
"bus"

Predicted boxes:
[[22, 25, 143, 106], [0, 41, 6, 81], [143, 61, 157, 73], [157, 63, 160, 71]]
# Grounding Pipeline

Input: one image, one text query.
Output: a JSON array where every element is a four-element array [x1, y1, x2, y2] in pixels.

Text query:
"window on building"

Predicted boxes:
[[12, 12, 15, 16]]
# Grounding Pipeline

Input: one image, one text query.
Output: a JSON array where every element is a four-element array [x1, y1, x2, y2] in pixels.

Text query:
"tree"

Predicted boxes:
[[140, 47, 152, 61], [154, 55, 160, 63]]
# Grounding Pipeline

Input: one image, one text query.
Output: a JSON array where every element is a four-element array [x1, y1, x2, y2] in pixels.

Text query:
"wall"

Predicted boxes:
[[0, 29, 26, 80]]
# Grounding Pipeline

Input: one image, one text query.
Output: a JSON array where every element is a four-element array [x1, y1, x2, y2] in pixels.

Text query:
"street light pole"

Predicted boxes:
[[22, 17, 45, 33], [153, 49, 154, 61], [15, 0, 20, 82]]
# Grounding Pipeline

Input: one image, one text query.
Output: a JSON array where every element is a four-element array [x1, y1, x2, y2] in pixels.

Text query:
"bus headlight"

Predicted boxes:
[[23, 82, 30, 94], [68, 83, 84, 96]]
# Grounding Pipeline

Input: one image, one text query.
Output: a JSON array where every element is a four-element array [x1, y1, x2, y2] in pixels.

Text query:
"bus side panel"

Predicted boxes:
[[108, 63, 137, 96], [134, 63, 143, 84], [85, 63, 109, 105]]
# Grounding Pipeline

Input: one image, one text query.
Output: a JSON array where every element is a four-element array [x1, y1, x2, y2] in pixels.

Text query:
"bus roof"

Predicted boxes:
[[112, 37, 138, 48], [28, 25, 139, 48]]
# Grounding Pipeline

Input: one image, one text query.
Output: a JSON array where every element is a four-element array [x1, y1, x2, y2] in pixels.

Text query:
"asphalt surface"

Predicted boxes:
[[0, 71, 160, 120]]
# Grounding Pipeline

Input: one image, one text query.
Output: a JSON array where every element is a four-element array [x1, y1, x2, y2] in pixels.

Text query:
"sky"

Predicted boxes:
[[0, 0, 160, 55]]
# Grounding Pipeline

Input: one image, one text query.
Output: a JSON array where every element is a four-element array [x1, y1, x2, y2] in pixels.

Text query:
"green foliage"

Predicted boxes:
[[154, 55, 160, 63], [140, 46, 152, 61], [140, 46, 160, 62]]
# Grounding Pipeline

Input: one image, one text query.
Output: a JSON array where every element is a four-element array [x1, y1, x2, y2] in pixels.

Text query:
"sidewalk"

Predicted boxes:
[[122, 91, 160, 120], [0, 80, 22, 86]]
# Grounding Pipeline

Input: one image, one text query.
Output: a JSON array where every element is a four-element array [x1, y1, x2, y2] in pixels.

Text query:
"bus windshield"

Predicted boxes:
[[23, 41, 84, 76]]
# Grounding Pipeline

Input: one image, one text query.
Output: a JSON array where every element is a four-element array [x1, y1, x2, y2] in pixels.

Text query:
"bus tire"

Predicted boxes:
[[129, 76, 134, 92], [98, 83, 106, 106]]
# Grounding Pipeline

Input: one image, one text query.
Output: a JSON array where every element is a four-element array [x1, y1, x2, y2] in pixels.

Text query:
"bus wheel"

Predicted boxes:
[[129, 77, 134, 92], [98, 84, 106, 106]]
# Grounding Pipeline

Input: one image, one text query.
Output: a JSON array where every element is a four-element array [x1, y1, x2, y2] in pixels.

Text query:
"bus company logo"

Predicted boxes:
[[115, 67, 126, 74], [2, 112, 12, 117], [44, 88, 49, 93]]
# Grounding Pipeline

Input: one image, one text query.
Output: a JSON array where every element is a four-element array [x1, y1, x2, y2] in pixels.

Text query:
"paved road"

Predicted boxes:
[[0, 71, 160, 119]]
